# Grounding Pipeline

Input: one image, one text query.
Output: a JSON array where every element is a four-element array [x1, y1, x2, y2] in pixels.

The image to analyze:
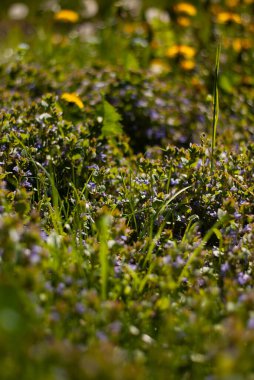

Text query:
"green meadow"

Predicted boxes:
[[1, 0, 254, 379]]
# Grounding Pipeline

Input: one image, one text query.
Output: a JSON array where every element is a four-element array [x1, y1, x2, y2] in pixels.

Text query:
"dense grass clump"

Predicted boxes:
[[2, 1, 254, 379]]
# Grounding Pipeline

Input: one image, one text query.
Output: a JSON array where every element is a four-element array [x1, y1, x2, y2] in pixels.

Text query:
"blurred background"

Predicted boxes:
[[0, 0, 253, 90]]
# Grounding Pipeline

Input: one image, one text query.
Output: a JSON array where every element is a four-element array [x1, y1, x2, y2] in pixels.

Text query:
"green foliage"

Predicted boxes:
[[101, 99, 123, 138]]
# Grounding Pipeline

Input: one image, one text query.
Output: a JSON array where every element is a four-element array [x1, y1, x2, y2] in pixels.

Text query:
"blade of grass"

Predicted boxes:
[[211, 44, 221, 174], [142, 185, 192, 268], [120, 172, 138, 232], [96, 214, 111, 300], [181, 214, 200, 244], [177, 214, 228, 286], [158, 185, 192, 217]]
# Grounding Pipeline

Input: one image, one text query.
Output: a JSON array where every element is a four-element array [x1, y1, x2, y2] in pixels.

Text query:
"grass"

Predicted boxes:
[[211, 44, 221, 175], [96, 213, 111, 300], [1, 1, 254, 379]]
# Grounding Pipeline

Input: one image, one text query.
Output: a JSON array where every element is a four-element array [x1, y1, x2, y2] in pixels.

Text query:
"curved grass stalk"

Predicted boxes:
[[211, 44, 221, 174], [177, 214, 228, 286], [96, 213, 111, 300], [142, 185, 192, 269]]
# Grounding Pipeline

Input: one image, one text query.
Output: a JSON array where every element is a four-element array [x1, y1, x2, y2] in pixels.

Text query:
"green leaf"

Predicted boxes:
[[101, 99, 123, 137], [124, 52, 140, 71], [219, 74, 234, 94]]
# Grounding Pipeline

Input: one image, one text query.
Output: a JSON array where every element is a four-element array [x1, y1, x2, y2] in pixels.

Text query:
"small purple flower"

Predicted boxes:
[[30, 252, 40, 265], [40, 229, 48, 241], [87, 181, 96, 191], [221, 262, 230, 274], [22, 180, 32, 189], [196, 159, 203, 169], [86, 164, 99, 170], [208, 210, 217, 218], [238, 294, 247, 303], [154, 128, 166, 139], [64, 276, 73, 286], [108, 321, 122, 334], [243, 225, 252, 233], [237, 272, 250, 286], [96, 331, 108, 341], [155, 98, 165, 107], [173, 256, 185, 268], [137, 100, 148, 108], [197, 278, 205, 287], [29, 245, 42, 265], [149, 110, 159, 121], [179, 135, 188, 144], [171, 178, 180, 186], [234, 212, 241, 220], [75, 302, 85, 315], [162, 255, 171, 264], [56, 282, 65, 295], [114, 265, 122, 276], [51, 310, 60, 321], [197, 115, 205, 123], [128, 263, 137, 271], [98, 153, 107, 162], [247, 317, 254, 329]]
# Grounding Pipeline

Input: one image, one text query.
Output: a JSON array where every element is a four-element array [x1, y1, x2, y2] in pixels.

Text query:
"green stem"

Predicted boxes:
[[211, 44, 221, 175]]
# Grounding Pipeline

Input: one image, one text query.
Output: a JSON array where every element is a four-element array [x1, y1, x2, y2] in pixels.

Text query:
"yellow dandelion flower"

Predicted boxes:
[[54, 10, 79, 23], [61, 93, 84, 109], [178, 45, 196, 58], [177, 16, 191, 27], [166, 45, 196, 59], [232, 38, 252, 52], [174, 3, 197, 16], [166, 45, 180, 58], [216, 12, 241, 24], [232, 38, 242, 52], [181, 59, 195, 70]]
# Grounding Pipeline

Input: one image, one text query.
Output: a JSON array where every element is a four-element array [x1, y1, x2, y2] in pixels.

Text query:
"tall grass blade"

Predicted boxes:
[[211, 44, 221, 174], [177, 214, 228, 286], [96, 214, 111, 300], [142, 185, 192, 268]]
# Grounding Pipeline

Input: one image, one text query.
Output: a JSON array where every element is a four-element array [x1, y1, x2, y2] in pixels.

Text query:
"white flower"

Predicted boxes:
[[145, 8, 170, 24], [8, 3, 29, 20]]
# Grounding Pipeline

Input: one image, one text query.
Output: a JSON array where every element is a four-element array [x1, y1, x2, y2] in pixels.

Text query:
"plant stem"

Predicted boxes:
[[211, 44, 221, 175]]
